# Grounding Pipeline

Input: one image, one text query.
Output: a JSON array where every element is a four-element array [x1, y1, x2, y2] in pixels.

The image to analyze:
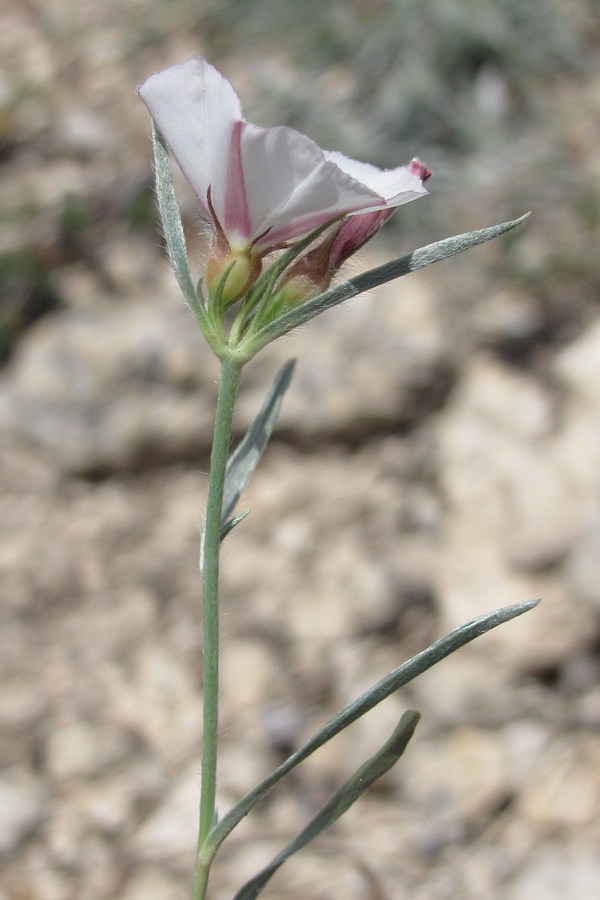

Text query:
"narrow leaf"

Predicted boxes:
[[205, 598, 539, 856], [221, 359, 296, 527], [247, 213, 530, 354], [152, 122, 206, 324], [220, 508, 251, 541], [233, 711, 420, 900]]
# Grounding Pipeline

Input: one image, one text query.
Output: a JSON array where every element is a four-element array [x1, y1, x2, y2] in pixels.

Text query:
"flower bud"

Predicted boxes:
[[276, 273, 322, 307], [276, 158, 433, 308], [276, 232, 336, 306], [277, 211, 392, 307]]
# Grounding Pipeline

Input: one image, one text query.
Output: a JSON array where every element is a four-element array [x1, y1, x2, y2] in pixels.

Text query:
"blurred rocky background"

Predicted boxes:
[[1, 0, 599, 897]]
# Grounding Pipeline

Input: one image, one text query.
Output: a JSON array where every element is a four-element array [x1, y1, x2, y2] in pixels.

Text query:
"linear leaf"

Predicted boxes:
[[220, 508, 251, 541], [221, 359, 296, 529], [204, 598, 539, 857], [247, 214, 530, 353], [151, 122, 206, 325], [233, 710, 420, 900]]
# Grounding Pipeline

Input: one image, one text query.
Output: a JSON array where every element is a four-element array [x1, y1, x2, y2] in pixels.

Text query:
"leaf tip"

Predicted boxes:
[[513, 211, 532, 226]]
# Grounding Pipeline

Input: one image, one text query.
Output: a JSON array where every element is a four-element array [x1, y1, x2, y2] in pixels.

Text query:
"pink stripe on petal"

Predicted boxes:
[[222, 120, 252, 245]]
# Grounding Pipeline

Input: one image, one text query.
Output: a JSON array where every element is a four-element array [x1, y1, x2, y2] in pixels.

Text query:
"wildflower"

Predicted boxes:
[[137, 57, 429, 293]]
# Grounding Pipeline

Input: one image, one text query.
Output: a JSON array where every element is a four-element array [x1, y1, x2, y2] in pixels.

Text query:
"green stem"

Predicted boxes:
[[191, 354, 243, 900]]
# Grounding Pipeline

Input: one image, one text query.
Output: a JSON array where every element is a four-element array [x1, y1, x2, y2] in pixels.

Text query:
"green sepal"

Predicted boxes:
[[207, 259, 237, 336], [229, 220, 337, 344], [232, 710, 421, 899]]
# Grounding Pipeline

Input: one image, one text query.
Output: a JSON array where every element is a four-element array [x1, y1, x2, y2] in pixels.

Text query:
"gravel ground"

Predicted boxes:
[[1, 2, 599, 898]]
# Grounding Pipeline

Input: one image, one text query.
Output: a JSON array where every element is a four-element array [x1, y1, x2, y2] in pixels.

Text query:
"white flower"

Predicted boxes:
[[137, 57, 428, 256]]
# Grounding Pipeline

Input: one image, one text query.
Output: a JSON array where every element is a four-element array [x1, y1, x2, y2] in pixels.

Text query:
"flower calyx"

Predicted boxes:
[[206, 231, 262, 309]]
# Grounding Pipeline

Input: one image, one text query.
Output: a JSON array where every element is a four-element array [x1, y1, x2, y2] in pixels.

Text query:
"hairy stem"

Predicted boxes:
[[191, 355, 242, 900]]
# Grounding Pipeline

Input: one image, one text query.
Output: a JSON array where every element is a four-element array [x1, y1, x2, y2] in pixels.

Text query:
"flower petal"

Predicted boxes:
[[324, 151, 428, 205], [138, 57, 430, 255], [238, 124, 392, 251], [137, 57, 242, 221]]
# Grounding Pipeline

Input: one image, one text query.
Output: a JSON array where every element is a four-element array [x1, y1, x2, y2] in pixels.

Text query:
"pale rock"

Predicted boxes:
[[54, 264, 111, 311], [45, 720, 134, 779], [507, 844, 600, 900], [0, 301, 214, 473], [239, 272, 453, 438], [16, 160, 89, 208], [441, 354, 554, 440], [132, 763, 199, 862], [73, 833, 119, 897], [222, 441, 437, 650], [45, 805, 87, 867], [472, 288, 546, 354], [401, 727, 510, 824], [1, 848, 72, 900], [0, 8, 55, 87], [122, 869, 184, 900], [576, 685, 600, 726], [0, 679, 46, 729], [213, 839, 285, 898], [220, 840, 377, 899], [565, 512, 600, 612], [553, 321, 600, 502], [57, 106, 111, 156], [97, 237, 168, 299], [220, 637, 284, 721], [518, 734, 600, 829], [413, 866, 466, 899], [555, 319, 600, 410], [501, 720, 552, 790], [437, 357, 575, 570], [407, 650, 516, 724], [437, 354, 591, 665], [0, 770, 46, 853], [0, 273, 451, 474], [108, 643, 202, 763], [216, 737, 277, 810], [75, 774, 136, 834]]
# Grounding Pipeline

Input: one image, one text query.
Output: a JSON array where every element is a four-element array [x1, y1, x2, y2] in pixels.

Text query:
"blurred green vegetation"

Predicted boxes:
[[0, 179, 158, 363], [57, 194, 93, 250], [198, 0, 591, 147], [198, 0, 597, 312], [122, 182, 157, 233], [0, 250, 61, 364]]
